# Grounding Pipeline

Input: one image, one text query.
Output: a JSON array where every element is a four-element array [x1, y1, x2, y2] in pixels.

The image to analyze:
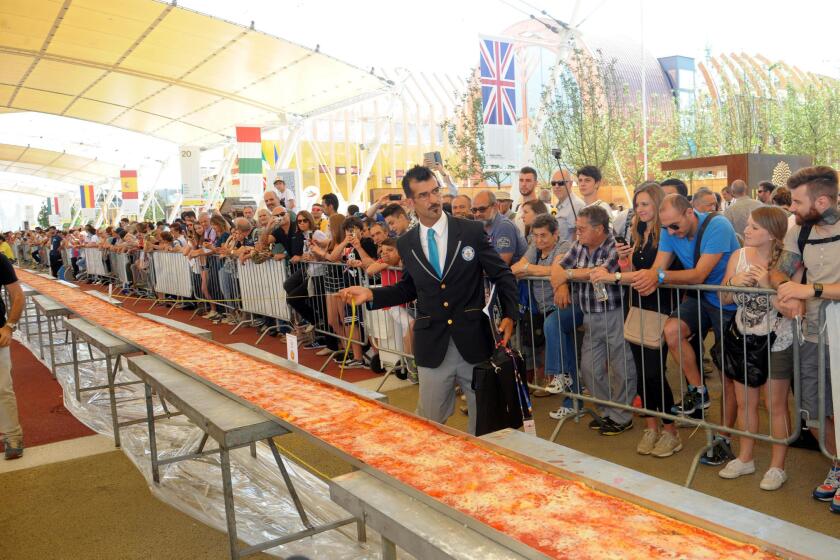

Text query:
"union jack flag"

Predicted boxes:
[[479, 37, 516, 126]]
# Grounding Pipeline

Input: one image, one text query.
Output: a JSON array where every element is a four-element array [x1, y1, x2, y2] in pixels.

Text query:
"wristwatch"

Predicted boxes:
[[5, 322, 17, 332], [614, 271, 622, 284], [814, 283, 824, 298], [657, 268, 666, 284], [566, 269, 574, 281]]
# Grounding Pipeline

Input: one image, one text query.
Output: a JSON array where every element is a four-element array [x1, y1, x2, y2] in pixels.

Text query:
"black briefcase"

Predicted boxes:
[[471, 346, 531, 436]]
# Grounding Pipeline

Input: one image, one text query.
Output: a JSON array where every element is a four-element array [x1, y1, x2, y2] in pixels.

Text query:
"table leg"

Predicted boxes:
[[36, 308, 44, 359], [107, 355, 121, 448], [219, 448, 241, 560], [72, 331, 80, 401], [47, 316, 56, 377], [144, 383, 160, 484], [267, 438, 312, 528], [249, 441, 256, 458], [382, 537, 397, 560]]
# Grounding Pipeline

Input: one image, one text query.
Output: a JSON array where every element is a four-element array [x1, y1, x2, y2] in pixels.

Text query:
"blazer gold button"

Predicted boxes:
[[443, 301, 449, 307], [447, 319, 453, 325], [441, 284, 446, 289]]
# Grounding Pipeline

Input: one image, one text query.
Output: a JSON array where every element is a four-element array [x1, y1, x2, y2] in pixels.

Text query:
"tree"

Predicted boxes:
[[442, 75, 509, 188], [37, 200, 49, 228], [781, 83, 840, 168]]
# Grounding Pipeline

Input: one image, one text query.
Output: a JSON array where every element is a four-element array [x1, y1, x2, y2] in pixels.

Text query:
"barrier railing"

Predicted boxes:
[[151, 251, 193, 301], [236, 258, 291, 339], [82, 247, 110, 278], [514, 278, 804, 487]]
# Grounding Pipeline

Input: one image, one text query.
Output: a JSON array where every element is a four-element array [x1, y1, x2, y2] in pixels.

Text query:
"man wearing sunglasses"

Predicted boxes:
[[551, 168, 584, 254], [632, 194, 740, 463], [472, 190, 527, 265]]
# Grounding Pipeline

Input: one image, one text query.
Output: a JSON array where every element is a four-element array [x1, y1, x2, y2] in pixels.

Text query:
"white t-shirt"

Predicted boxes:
[[277, 188, 295, 208]]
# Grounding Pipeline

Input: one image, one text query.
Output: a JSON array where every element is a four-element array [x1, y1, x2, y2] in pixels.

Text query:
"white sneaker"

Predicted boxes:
[[545, 374, 572, 394], [202, 311, 218, 319], [549, 406, 575, 420], [315, 348, 332, 356], [719, 458, 756, 479], [636, 429, 659, 455], [760, 468, 788, 491]]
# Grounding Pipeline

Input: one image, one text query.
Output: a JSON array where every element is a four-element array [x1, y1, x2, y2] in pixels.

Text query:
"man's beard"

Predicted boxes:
[[795, 207, 822, 226]]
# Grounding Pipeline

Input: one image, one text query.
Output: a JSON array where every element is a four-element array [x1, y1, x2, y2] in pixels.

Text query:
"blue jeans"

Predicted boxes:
[[218, 267, 234, 305], [544, 305, 584, 407]]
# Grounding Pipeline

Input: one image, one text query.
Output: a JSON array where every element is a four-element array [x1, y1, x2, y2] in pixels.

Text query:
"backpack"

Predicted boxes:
[[796, 223, 840, 283], [693, 212, 719, 267]]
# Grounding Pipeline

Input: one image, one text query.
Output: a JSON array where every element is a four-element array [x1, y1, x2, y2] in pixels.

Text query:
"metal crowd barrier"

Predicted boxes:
[[82, 247, 110, 278], [151, 251, 193, 301], [236, 258, 291, 341], [512, 277, 806, 487]]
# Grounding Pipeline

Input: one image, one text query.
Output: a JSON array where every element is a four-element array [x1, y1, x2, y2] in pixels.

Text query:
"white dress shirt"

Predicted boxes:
[[419, 211, 448, 274]]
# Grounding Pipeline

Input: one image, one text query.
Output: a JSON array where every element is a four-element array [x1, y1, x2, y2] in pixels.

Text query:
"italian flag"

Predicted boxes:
[[236, 126, 262, 197]]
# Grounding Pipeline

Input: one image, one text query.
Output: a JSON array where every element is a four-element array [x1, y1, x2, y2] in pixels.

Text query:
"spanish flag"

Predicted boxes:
[[120, 170, 138, 200], [79, 184, 95, 208]]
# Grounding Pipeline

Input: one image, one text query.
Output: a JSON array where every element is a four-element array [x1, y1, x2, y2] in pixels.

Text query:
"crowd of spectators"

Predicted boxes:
[[7, 162, 840, 511]]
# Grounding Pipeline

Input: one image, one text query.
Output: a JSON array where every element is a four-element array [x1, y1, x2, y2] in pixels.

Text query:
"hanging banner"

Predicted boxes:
[[120, 170, 140, 214], [236, 126, 262, 198], [479, 35, 518, 167], [51, 194, 71, 221], [180, 146, 202, 199], [79, 184, 95, 209]]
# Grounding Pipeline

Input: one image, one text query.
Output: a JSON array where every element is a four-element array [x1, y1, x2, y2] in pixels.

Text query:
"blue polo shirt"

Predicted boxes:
[[487, 213, 527, 262], [659, 211, 739, 309]]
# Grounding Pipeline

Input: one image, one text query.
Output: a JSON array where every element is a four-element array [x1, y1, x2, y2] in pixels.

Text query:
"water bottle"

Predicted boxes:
[[593, 281, 609, 302]]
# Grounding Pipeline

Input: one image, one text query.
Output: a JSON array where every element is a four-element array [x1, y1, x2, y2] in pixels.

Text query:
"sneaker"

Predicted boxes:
[[549, 406, 575, 421], [545, 374, 572, 394], [599, 418, 633, 436], [315, 348, 333, 356], [201, 311, 218, 319], [813, 465, 840, 501], [671, 387, 710, 415], [341, 359, 365, 369], [636, 429, 659, 455], [831, 493, 840, 514], [303, 341, 326, 350], [700, 438, 735, 466], [3, 438, 23, 460], [588, 416, 607, 431], [760, 468, 788, 491], [719, 458, 756, 479], [651, 431, 683, 458]]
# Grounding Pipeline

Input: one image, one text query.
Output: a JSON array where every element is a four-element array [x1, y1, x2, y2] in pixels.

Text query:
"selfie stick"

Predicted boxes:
[[552, 147, 577, 221]]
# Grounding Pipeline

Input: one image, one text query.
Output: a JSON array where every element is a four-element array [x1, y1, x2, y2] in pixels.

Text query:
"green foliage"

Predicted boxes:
[[780, 83, 840, 168], [37, 200, 49, 228]]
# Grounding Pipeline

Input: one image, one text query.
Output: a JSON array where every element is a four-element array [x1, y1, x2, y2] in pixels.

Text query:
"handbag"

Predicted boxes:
[[722, 314, 776, 388], [472, 345, 528, 436], [623, 306, 668, 349]]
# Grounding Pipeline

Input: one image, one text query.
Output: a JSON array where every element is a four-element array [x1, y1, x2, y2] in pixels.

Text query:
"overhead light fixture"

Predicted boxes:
[[336, 166, 346, 175]]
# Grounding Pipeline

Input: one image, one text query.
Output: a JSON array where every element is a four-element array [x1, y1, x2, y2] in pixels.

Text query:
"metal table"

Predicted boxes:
[[227, 343, 389, 403], [479, 429, 840, 560], [330, 470, 526, 560], [65, 317, 141, 447], [31, 294, 73, 376], [137, 312, 212, 339], [126, 354, 361, 560]]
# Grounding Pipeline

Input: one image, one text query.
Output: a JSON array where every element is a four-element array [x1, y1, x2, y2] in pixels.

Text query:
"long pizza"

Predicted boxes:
[[17, 269, 782, 559]]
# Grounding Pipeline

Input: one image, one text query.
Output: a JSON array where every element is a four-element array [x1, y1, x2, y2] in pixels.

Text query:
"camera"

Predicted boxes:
[[551, 148, 562, 159]]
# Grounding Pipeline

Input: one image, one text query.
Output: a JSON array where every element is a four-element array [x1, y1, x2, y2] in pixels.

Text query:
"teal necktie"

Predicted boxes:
[[427, 228, 442, 277]]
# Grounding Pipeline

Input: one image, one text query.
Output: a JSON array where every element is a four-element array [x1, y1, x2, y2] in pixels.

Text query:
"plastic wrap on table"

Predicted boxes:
[[14, 325, 402, 559]]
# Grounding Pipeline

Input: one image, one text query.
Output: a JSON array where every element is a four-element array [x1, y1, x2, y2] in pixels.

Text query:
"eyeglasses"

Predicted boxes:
[[550, 180, 568, 187], [471, 205, 491, 214]]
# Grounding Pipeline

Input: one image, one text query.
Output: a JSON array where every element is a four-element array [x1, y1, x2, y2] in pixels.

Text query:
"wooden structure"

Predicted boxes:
[[661, 154, 813, 194]]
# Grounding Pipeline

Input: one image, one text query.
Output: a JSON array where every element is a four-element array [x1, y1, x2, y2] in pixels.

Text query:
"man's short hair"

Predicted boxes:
[[577, 165, 602, 183], [181, 210, 196, 221], [321, 193, 339, 210], [758, 180, 776, 193], [531, 213, 558, 235], [519, 166, 538, 180], [401, 165, 436, 198], [661, 193, 692, 213], [453, 194, 471, 205], [730, 179, 748, 197], [475, 190, 497, 205], [381, 203, 408, 220], [347, 204, 360, 216], [660, 178, 688, 197], [787, 166, 838, 202], [342, 216, 363, 232], [273, 178, 285, 186], [578, 205, 610, 232], [380, 237, 397, 248]]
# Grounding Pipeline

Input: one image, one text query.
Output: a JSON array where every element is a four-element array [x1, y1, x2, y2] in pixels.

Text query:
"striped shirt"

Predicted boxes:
[[560, 237, 621, 313]]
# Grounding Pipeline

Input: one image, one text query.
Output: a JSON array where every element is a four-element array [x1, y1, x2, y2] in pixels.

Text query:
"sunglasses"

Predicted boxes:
[[296, 219, 308, 224], [550, 180, 568, 186], [471, 205, 491, 214], [664, 223, 681, 231]]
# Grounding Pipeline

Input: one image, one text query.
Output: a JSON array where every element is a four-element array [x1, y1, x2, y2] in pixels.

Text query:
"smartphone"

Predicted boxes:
[[615, 236, 627, 245], [423, 151, 442, 166], [388, 194, 402, 201]]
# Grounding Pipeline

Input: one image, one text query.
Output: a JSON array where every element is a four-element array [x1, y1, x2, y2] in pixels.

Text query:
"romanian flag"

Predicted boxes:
[[120, 170, 138, 199], [79, 184, 95, 209]]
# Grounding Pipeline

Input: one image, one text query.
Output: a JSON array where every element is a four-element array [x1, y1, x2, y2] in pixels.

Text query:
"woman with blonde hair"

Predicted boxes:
[[717, 206, 792, 490]]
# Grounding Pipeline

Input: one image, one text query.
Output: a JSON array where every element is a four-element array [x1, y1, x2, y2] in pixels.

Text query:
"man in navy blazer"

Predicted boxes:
[[341, 166, 518, 434]]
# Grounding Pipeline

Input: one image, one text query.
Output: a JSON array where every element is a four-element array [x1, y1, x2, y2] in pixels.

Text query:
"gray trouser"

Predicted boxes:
[[580, 309, 637, 424], [417, 338, 478, 435], [0, 345, 22, 441]]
